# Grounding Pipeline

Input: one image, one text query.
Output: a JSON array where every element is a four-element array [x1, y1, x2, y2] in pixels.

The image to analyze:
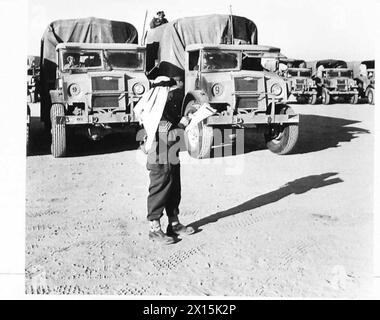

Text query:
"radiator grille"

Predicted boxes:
[[234, 77, 258, 92], [92, 96, 119, 109], [91, 76, 120, 91], [337, 79, 347, 91], [236, 97, 258, 109], [295, 79, 306, 90]]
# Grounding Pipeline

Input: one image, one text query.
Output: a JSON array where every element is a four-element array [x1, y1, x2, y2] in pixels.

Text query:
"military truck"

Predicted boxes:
[[358, 60, 375, 105], [40, 18, 147, 157], [278, 59, 317, 104], [147, 14, 299, 158], [314, 59, 359, 105]]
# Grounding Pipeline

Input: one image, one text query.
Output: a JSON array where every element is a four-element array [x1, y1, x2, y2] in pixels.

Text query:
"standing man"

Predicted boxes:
[[139, 73, 195, 245], [149, 11, 168, 29]]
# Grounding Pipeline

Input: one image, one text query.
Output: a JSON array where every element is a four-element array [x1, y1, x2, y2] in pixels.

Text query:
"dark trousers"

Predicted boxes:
[[146, 128, 181, 221]]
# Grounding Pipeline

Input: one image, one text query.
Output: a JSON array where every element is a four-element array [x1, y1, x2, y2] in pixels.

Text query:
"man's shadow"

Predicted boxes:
[[189, 172, 343, 230]]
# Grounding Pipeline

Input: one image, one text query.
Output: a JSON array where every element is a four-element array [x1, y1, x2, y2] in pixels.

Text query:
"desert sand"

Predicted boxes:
[[25, 103, 374, 297]]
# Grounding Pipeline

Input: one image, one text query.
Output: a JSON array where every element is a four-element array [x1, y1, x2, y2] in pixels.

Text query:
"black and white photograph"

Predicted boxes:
[[0, 0, 379, 302]]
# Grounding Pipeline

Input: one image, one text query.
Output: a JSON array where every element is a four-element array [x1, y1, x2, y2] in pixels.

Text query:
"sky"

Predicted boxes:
[[28, 0, 377, 61]]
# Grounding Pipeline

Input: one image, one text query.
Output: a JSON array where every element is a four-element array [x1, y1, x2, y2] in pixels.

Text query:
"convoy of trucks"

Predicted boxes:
[[27, 15, 375, 158]]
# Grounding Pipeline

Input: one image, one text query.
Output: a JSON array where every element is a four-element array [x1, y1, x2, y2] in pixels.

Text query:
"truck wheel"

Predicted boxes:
[[350, 94, 359, 104], [184, 100, 213, 159], [296, 96, 304, 104], [50, 103, 66, 158], [321, 88, 330, 105], [366, 88, 374, 105], [265, 106, 299, 155], [308, 94, 317, 105]]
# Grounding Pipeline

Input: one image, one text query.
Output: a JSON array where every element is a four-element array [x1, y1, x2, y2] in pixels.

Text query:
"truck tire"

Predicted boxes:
[[350, 93, 359, 104], [265, 106, 299, 155], [366, 87, 374, 105], [308, 94, 317, 105], [296, 96, 304, 104], [184, 100, 213, 159], [50, 103, 66, 158], [321, 88, 330, 105]]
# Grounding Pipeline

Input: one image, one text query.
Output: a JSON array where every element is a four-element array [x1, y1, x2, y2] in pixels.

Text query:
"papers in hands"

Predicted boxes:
[[185, 103, 216, 132]]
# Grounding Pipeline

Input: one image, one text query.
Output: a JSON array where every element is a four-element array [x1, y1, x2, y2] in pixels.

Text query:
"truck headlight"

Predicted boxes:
[[270, 83, 282, 96], [68, 83, 81, 96], [212, 83, 223, 96], [132, 83, 145, 95]]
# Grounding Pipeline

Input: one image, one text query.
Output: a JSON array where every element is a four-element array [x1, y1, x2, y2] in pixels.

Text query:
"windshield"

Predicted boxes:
[[202, 51, 239, 71], [339, 70, 353, 78], [288, 69, 298, 77], [327, 70, 339, 77], [61, 50, 103, 71], [106, 50, 145, 70], [299, 70, 311, 77]]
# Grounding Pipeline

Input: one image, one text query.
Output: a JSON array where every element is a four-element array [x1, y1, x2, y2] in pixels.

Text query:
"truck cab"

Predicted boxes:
[[278, 59, 317, 104], [358, 60, 375, 105], [182, 44, 299, 158], [49, 43, 149, 157], [315, 59, 359, 105]]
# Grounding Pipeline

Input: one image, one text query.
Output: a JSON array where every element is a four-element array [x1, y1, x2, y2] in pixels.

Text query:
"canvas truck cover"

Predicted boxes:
[[146, 14, 258, 77], [361, 60, 375, 69], [40, 17, 138, 123], [316, 59, 348, 69]]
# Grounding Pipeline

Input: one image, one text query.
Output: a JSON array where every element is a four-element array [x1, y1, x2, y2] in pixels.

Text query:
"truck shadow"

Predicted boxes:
[[28, 117, 140, 157], [293, 114, 370, 154], [28, 114, 370, 157], [188, 172, 343, 230], [223, 114, 370, 156]]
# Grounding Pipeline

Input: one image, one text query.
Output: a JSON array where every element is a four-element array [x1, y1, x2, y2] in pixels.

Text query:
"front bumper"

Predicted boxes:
[[206, 113, 299, 127], [56, 112, 137, 125], [326, 89, 358, 95], [291, 89, 317, 95]]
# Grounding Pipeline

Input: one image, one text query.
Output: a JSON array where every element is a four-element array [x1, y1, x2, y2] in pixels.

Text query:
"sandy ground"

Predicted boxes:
[[25, 102, 374, 297]]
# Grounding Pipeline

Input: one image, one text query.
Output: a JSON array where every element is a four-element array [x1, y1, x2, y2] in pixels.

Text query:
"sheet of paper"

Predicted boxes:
[[185, 103, 216, 132]]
